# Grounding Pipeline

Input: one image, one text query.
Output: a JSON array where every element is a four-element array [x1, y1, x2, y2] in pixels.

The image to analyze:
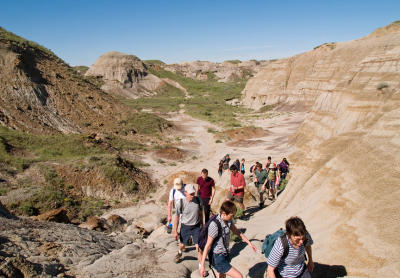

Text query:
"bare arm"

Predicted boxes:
[[173, 214, 179, 240], [167, 200, 173, 223], [230, 224, 257, 252], [209, 186, 215, 205], [306, 244, 314, 272], [200, 235, 215, 277], [267, 265, 276, 278]]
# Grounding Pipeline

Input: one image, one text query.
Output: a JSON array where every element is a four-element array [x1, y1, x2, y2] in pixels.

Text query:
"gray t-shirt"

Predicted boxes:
[[175, 197, 201, 226], [208, 214, 232, 254]]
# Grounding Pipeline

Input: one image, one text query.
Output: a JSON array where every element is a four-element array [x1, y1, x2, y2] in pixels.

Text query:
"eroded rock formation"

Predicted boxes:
[[242, 21, 400, 276], [163, 60, 269, 82], [85, 51, 164, 98], [0, 28, 129, 134]]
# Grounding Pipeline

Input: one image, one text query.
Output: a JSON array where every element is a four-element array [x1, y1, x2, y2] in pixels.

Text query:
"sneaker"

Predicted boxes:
[[174, 252, 182, 263]]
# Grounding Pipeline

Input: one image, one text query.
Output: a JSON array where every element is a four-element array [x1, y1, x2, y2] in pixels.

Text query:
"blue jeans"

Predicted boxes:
[[212, 253, 231, 274]]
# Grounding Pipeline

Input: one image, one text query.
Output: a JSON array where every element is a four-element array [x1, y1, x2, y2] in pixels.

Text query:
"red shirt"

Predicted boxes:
[[197, 176, 215, 199], [230, 172, 246, 196]]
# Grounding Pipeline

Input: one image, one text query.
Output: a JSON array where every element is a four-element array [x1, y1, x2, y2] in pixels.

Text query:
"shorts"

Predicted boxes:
[[212, 253, 232, 274], [226, 191, 243, 203], [179, 223, 200, 245], [267, 180, 275, 189]]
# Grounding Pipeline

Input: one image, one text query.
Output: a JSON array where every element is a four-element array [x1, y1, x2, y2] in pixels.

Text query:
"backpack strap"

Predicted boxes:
[[179, 198, 184, 215], [214, 218, 230, 257], [280, 234, 289, 260]]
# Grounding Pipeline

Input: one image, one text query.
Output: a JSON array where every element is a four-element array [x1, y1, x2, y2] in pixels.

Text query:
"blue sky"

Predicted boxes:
[[1, 0, 399, 66]]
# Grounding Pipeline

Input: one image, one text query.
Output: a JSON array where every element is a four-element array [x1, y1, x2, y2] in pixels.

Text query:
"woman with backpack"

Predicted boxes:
[[266, 217, 314, 278], [199, 200, 257, 278]]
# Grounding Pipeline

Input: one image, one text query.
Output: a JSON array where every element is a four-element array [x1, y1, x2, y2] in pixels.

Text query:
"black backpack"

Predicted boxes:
[[198, 215, 229, 276]]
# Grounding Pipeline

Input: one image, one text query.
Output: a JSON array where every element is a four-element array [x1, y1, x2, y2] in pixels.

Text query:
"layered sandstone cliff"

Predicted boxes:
[[243, 22, 400, 276], [85, 51, 164, 98], [242, 22, 400, 112]]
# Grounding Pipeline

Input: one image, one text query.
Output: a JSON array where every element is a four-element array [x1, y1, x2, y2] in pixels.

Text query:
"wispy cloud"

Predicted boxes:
[[223, 44, 275, 52]]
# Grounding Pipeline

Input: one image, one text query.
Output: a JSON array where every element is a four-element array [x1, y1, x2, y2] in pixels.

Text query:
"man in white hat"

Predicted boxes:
[[173, 183, 203, 266], [167, 178, 186, 225]]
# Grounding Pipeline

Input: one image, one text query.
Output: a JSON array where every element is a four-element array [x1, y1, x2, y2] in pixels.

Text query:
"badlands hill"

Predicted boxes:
[[1, 22, 399, 278], [162, 59, 269, 83], [85, 51, 165, 99], [85, 52, 268, 99], [0, 27, 132, 134], [241, 21, 400, 276]]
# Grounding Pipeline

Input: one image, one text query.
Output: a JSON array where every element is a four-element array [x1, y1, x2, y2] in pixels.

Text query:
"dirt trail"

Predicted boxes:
[[102, 110, 306, 277]]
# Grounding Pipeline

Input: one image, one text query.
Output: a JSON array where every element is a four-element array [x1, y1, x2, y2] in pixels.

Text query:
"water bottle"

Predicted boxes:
[[167, 222, 173, 234]]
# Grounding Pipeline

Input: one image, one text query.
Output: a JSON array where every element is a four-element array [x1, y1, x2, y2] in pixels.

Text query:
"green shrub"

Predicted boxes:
[[377, 82, 389, 90], [224, 60, 241, 64], [20, 202, 38, 216], [234, 206, 244, 219], [215, 139, 222, 143], [0, 188, 8, 196], [258, 104, 276, 113]]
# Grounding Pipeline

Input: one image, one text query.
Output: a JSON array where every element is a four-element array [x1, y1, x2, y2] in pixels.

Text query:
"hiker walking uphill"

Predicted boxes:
[[266, 217, 314, 278], [253, 162, 269, 208], [222, 154, 230, 173], [240, 158, 246, 175], [226, 165, 246, 211], [279, 158, 290, 180], [199, 201, 257, 278], [173, 184, 203, 266], [265, 156, 272, 171], [167, 178, 185, 227], [267, 163, 280, 201], [197, 168, 215, 224]]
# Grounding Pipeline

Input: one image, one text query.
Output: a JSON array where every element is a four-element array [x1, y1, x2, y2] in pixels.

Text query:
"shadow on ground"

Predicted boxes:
[[247, 262, 347, 278]]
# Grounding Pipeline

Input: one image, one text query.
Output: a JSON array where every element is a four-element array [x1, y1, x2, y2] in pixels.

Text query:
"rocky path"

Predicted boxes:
[[100, 110, 306, 277]]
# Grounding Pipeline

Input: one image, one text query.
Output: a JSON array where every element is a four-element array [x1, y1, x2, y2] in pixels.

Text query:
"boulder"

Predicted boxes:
[[79, 216, 107, 231], [0, 200, 17, 219], [31, 208, 70, 223]]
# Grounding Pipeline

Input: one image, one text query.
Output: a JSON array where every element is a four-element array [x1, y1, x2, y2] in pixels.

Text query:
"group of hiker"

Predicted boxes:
[[251, 156, 290, 208], [166, 156, 313, 278]]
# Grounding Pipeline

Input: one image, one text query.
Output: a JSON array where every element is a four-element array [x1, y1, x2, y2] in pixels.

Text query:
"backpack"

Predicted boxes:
[[268, 170, 276, 181], [262, 229, 308, 261], [250, 165, 255, 173], [198, 215, 229, 267], [262, 229, 289, 260], [279, 162, 288, 173]]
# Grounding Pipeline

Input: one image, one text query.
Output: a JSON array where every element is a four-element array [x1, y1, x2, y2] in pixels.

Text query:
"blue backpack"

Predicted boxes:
[[262, 229, 289, 259]]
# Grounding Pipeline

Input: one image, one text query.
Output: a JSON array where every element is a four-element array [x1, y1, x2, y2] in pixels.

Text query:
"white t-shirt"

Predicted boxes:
[[168, 188, 185, 202]]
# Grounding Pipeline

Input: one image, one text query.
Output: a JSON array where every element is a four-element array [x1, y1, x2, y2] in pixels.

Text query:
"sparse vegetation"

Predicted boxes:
[[258, 104, 276, 113], [126, 68, 252, 127], [224, 60, 241, 64], [377, 82, 389, 90], [0, 26, 61, 60], [118, 112, 173, 135]]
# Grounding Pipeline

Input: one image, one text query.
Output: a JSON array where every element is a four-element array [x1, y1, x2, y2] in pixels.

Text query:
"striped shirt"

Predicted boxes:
[[267, 233, 313, 278], [208, 214, 232, 254]]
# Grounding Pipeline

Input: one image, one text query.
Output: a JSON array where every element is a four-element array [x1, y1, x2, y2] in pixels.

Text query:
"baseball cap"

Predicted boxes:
[[173, 178, 183, 190]]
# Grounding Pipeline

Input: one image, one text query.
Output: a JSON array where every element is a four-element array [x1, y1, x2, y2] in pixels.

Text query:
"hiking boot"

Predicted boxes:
[[174, 252, 182, 263], [259, 202, 264, 209]]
